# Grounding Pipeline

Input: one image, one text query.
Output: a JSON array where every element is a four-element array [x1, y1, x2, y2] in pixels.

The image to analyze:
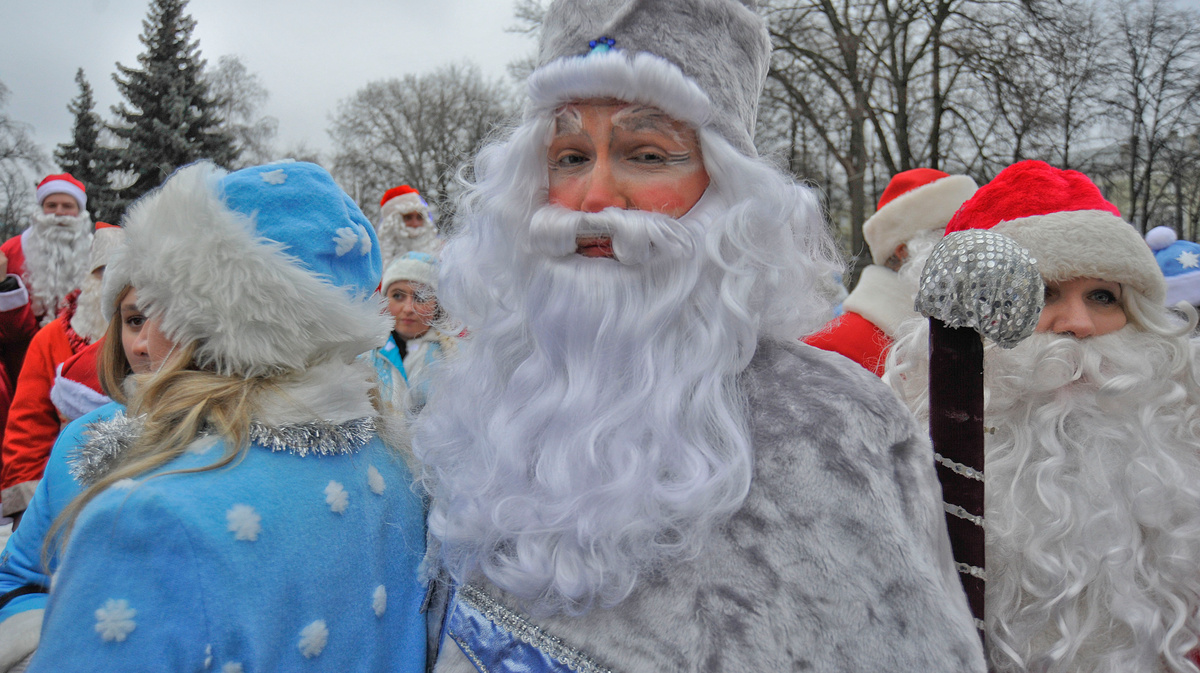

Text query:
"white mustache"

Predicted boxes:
[[528, 205, 697, 265]]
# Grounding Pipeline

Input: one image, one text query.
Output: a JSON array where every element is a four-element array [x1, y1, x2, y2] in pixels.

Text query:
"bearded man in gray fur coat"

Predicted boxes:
[[412, 1, 985, 671]]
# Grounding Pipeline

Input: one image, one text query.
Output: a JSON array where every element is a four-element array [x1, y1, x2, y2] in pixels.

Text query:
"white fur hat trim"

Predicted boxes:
[[863, 175, 976, 265], [117, 163, 390, 378], [527, 50, 712, 138], [993, 210, 1166, 303], [380, 192, 429, 217]]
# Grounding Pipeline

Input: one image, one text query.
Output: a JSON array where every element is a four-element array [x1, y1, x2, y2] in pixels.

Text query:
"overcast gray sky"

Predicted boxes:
[[1, 0, 532, 163]]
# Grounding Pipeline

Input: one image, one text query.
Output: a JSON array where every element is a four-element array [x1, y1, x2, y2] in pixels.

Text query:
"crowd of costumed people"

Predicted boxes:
[[2, 0, 1200, 671]]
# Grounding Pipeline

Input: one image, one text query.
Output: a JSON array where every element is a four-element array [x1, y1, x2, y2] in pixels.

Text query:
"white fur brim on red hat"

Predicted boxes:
[[36, 179, 86, 211], [863, 175, 976, 265], [380, 192, 429, 218], [994, 211, 1166, 304]]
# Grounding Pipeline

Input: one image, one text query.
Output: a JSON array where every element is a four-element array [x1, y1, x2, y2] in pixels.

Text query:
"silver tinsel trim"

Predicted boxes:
[[943, 502, 985, 528], [457, 584, 613, 673], [955, 561, 987, 582], [915, 229, 1043, 348], [249, 417, 376, 457], [69, 412, 142, 486], [934, 452, 984, 482], [68, 412, 377, 487]]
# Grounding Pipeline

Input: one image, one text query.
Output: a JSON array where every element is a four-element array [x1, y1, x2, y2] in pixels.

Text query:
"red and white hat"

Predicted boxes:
[[863, 168, 977, 265], [380, 185, 431, 219], [36, 173, 87, 211], [945, 160, 1164, 303], [88, 222, 124, 274]]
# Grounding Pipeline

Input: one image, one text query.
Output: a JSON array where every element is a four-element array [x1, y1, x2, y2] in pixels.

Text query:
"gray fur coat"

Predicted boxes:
[[434, 339, 985, 672]]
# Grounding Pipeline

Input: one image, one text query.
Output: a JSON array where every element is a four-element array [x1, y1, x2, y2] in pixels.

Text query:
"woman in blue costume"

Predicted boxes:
[[25, 161, 427, 672], [0, 281, 143, 671]]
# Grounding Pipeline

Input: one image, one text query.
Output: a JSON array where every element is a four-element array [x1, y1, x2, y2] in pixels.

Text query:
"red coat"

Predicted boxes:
[[1, 313, 87, 516], [804, 311, 892, 377], [0, 232, 41, 400]]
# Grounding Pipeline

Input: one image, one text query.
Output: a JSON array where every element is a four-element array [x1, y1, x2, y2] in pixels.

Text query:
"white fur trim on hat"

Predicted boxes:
[[51, 364, 111, 422], [527, 50, 713, 139], [380, 192, 429, 217], [36, 180, 86, 211], [88, 226, 125, 274], [842, 265, 919, 337], [381, 255, 436, 293], [993, 210, 1166, 303], [863, 175, 976, 265], [119, 163, 390, 378]]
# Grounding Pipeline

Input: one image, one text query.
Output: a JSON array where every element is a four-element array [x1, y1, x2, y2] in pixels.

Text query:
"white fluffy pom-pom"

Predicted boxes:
[[1146, 225, 1178, 251]]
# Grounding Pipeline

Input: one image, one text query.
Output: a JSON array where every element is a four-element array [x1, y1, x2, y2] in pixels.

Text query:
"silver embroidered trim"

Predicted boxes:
[[457, 584, 613, 673], [974, 617, 986, 631], [450, 634, 490, 672], [955, 561, 987, 581], [943, 502, 985, 528], [934, 452, 984, 482], [68, 412, 377, 487]]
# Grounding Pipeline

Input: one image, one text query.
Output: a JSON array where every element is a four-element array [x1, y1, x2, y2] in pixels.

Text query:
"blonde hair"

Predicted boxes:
[[97, 285, 133, 404], [48, 341, 273, 557]]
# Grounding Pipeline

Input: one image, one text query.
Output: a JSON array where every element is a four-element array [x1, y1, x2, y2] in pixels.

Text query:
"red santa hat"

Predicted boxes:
[[49, 340, 110, 422], [36, 173, 87, 211], [88, 222, 125, 274], [945, 160, 1164, 303], [862, 168, 977, 265], [379, 185, 431, 218]]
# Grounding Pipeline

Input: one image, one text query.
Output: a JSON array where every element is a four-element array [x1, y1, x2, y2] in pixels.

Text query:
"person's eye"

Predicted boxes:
[[1090, 289, 1119, 305], [630, 149, 670, 164], [551, 151, 589, 169], [1043, 285, 1057, 302], [125, 315, 145, 328]]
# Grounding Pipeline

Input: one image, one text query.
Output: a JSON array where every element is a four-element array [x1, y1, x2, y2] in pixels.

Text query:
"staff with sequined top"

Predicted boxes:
[[25, 162, 428, 672]]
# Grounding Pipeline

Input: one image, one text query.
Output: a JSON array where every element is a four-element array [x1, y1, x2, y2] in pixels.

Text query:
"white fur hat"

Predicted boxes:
[[863, 169, 976, 265], [88, 223, 125, 274], [108, 161, 390, 378], [945, 160, 1165, 303], [381, 251, 437, 293], [528, 0, 771, 156]]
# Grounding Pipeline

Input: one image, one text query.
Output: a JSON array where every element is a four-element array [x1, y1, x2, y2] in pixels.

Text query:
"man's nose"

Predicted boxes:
[[578, 161, 627, 213]]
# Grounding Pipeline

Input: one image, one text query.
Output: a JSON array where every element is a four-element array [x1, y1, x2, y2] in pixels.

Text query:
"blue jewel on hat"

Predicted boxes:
[[587, 36, 616, 54]]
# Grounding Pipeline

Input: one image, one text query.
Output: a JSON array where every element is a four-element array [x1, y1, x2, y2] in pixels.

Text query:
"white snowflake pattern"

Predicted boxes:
[[226, 504, 262, 541], [367, 465, 386, 495], [325, 481, 349, 514], [188, 436, 220, 455], [373, 585, 387, 617], [358, 227, 372, 255], [260, 169, 287, 185], [334, 227, 359, 256], [1177, 250, 1200, 269], [111, 478, 137, 490], [204, 644, 213, 668], [222, 663, 244, 673], [94, 598, 137, 642], [298, 620, 329, 658]]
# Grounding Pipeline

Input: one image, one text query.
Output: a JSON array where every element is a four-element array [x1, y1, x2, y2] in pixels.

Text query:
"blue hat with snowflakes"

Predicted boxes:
[[111, 160, 391, 377], [1146, 226, 1200, 307]]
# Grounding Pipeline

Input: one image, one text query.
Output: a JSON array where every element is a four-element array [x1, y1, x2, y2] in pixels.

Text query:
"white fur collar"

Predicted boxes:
[[842, 265, 919, 338], [255, 358, 378, 426]]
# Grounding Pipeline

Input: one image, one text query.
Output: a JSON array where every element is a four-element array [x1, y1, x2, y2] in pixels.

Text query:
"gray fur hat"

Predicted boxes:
[[529, 0, 771, 156]]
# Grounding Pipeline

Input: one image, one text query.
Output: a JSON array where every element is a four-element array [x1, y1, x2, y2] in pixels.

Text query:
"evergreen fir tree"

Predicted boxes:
[[109, 0, 237, 212], [55, 68, 119, 223]]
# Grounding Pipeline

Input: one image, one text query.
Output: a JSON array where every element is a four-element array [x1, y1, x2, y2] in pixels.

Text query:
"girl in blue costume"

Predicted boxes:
[[26, 162, 427, 672], [0, 282, 143, 671]]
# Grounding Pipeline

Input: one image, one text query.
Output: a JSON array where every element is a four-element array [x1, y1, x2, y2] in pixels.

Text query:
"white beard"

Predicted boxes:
[[415, 193, 757, 616], [69, 272, 106, 342], [889, 326, 1200, 672], [376, 211, 439, 265], [22, 211, 92, 324]]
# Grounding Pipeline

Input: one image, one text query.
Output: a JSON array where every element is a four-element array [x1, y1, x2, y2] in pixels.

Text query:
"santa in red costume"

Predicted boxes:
[[806, 168, 975, 375], [0, 174, 93, 386], [0, 222, 119, 520], [887, 160, 1200, 673], [375, 184, 440, 267]]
